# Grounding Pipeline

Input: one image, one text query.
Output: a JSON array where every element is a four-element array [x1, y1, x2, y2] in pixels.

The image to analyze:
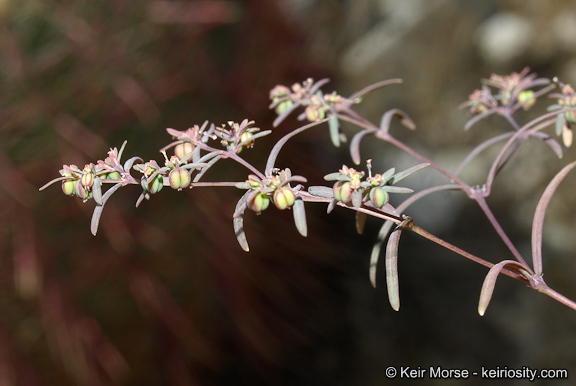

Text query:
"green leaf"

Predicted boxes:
[[92, 177, 103, 205], [385, 223, 405, 311], [556, 113, 565, 137], [389, 163, 429, 185], [328, 116, 341, 147], [380, 167, 395, 183], [308, 185, 334, 198], [382, 186, 413, 194], [323, 172, 341, 181], [293, 198, 308, 237]]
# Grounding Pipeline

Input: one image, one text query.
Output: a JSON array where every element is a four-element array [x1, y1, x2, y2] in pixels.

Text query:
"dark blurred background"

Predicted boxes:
[[2, 0, 576, 385]]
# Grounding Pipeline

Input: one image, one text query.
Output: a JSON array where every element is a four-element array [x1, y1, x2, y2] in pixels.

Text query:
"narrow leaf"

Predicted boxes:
[[328, 116, 341, 147], [531, 160, 576, 275], [528, 132, 563, 159], [370, 220, 398, 287], [389, 163, 429, 185], [356, 212, 366, 234], [308, 186, 334, 198], [385, 223, 405, 311], [380, 109, 416, 134], [237, 130, 272, 148], [233, 192, 251, 252], [293, 198, 308, 237], [555, 113, 565, 137], [351, 190, 362, 208], [124, 156, 143, 172], [382, 186, 413, 194], [92, 177, 103, 205], [350, 129, 376, 165], [323, 172, 341, 181], [478, 260, 525, 316], [90, 183, 122, 235]]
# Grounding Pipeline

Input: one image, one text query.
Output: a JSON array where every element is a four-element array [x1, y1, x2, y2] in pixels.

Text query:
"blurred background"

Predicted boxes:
[[2, 0, 576, 384]]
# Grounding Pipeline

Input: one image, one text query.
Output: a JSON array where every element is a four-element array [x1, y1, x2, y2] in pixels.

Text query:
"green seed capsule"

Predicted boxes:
[[273, 188, 295, 210], [174, 142, 194, 161], [333, 181, 352, 203], [62, 179, 76, 196], [248, 192, 270, 213], [169, 168, 191, 190], [369, 187, 388, 208]]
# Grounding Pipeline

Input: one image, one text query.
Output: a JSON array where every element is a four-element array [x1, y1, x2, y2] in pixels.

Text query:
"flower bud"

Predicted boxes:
[[273, 187, 295, 210], [369, 187, 389, 208], [169, 168, 191, 190], [333, 181, 352, 203], [174, 142, 194, 161], [248, 192, 270, 213]]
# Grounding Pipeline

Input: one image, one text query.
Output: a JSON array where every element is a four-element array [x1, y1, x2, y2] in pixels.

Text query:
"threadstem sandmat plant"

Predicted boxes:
[[40, 68, 576, 316]]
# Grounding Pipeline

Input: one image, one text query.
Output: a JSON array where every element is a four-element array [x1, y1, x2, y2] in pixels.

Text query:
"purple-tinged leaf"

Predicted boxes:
[[233, 191, 251, 251], [356, 212, 366, 234], [90, 183, 122, 236], [385, 221, 408, 311], [528, 132, 563, 159], [124, 156, 143, 173], [531, 160, 576, 275], [454, 133, 514, 177], [272, 102, 301, 127], [379, 109, 416, 134], [309, 78, 331, 94], [478, 260, 529, 316], [293, 198, 307, 237], [350, 129, 376, 165], [348, 78, 403, 101], [464, 109, 496, 131]]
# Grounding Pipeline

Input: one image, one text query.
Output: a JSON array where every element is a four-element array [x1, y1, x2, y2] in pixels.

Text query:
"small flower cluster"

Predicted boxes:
[[461, 67, 550, 116], [269, 78, 351, 123], [43, 145, 130, 204], [549, 83, 576, 147], [236, 168, 306, 213], [162, 119, 265, 159], [324, 161, 418, 211]]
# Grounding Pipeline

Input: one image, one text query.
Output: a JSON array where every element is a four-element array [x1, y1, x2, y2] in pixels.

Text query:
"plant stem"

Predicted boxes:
[[539, 286, 576, 311], [472, 192, 530, 268], [404, 220, 526, 282]]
